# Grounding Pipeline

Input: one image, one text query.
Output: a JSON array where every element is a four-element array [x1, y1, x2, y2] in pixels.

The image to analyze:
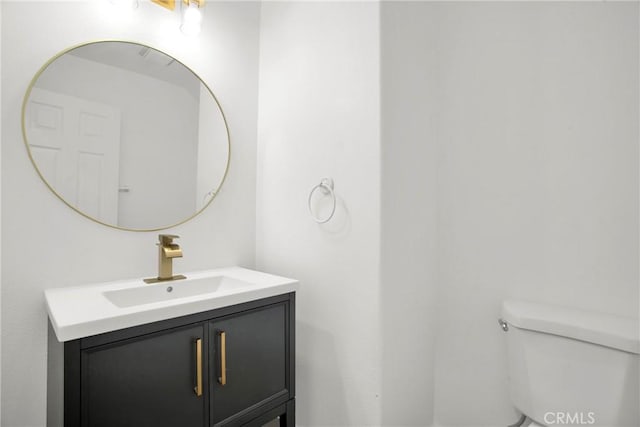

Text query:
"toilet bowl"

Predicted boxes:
[[501, 300, 640, 427]]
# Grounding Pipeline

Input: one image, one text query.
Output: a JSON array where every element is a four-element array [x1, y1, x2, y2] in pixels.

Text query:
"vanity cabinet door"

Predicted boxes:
[[210, 303, 290, 426], [81, 324, 207, 427]]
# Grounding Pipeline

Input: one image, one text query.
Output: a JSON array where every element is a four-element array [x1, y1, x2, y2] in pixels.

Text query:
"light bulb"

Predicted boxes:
[[181, 3, 202, 36]]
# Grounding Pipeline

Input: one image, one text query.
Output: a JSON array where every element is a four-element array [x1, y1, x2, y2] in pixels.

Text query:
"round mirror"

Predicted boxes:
[[22, 41, 230, 231]]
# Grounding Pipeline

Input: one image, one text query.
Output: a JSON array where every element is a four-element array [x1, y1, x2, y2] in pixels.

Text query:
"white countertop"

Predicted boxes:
[[45, 267, 298, 342]]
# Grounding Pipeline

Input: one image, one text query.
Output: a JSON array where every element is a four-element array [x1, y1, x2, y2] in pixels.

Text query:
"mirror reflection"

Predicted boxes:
[[22, 41, 229, 231]]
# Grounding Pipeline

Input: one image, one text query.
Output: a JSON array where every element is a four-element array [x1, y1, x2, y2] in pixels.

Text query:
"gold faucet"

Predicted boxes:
[[144, 234, 186, 283]]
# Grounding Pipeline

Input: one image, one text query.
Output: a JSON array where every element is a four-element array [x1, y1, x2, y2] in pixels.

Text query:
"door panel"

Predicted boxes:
[[25, 87, 121, 224], [82, 324, 206, 427], [210, 303, 288, 425]]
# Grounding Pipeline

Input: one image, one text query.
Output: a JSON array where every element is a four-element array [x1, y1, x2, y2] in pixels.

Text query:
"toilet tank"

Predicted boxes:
[[501, 300, 639, 427]]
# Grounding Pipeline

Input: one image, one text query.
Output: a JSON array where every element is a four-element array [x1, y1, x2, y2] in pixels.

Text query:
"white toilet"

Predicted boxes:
[[500, 300, 640, 427]]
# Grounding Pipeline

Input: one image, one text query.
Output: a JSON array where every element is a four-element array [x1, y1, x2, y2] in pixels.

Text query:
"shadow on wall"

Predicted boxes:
[[313, 195, 351, 239], [296, 321, 350, 426], [620, 367, 640, 422]]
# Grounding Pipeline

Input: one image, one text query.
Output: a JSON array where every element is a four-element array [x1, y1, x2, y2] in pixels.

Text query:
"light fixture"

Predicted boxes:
[[180, 0, 204, 36], [151, 0, 176, 10], [115, 0, 205, 35]]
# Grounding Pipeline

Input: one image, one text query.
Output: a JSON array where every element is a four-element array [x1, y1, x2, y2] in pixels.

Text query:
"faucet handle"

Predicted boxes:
[[159, 234, 180, 245]]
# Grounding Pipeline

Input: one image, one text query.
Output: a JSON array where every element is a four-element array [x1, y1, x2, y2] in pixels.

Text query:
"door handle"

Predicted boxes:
[[218, 331, 226, 386], [194, 338, 203, 396]]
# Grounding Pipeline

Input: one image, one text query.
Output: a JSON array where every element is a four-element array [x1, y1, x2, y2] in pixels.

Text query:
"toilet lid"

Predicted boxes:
[[502, 300, 640, 354]]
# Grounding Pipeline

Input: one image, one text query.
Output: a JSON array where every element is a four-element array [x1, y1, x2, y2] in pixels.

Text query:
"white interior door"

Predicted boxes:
[[25, 87, 121, 224]]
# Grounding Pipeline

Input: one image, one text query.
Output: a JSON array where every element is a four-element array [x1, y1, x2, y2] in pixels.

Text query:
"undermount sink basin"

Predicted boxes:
[[45, 267, 298, 342], [103, 276, 253, 308]]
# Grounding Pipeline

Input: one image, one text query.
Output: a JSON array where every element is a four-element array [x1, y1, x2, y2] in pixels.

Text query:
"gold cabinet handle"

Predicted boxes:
[[218, 331, 226, 386], [194, 338, 203, 396]]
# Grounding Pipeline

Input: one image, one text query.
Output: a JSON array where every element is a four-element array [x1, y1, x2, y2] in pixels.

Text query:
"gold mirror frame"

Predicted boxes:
[[21, 40, 231, 232]]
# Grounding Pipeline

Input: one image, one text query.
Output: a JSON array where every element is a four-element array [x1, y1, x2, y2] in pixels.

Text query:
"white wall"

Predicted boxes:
[[256, 2, 382, 425], [430, 3, 639, 425], [258, 2, 638, 427], [379, 2, 438, 425], [1, 1, 260, 426]]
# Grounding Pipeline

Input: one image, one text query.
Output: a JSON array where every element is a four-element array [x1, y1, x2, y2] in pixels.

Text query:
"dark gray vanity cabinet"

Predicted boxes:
[[64, 293, 295, 427], [79, 324, 207, 427], [210, 304, 287, 425]]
